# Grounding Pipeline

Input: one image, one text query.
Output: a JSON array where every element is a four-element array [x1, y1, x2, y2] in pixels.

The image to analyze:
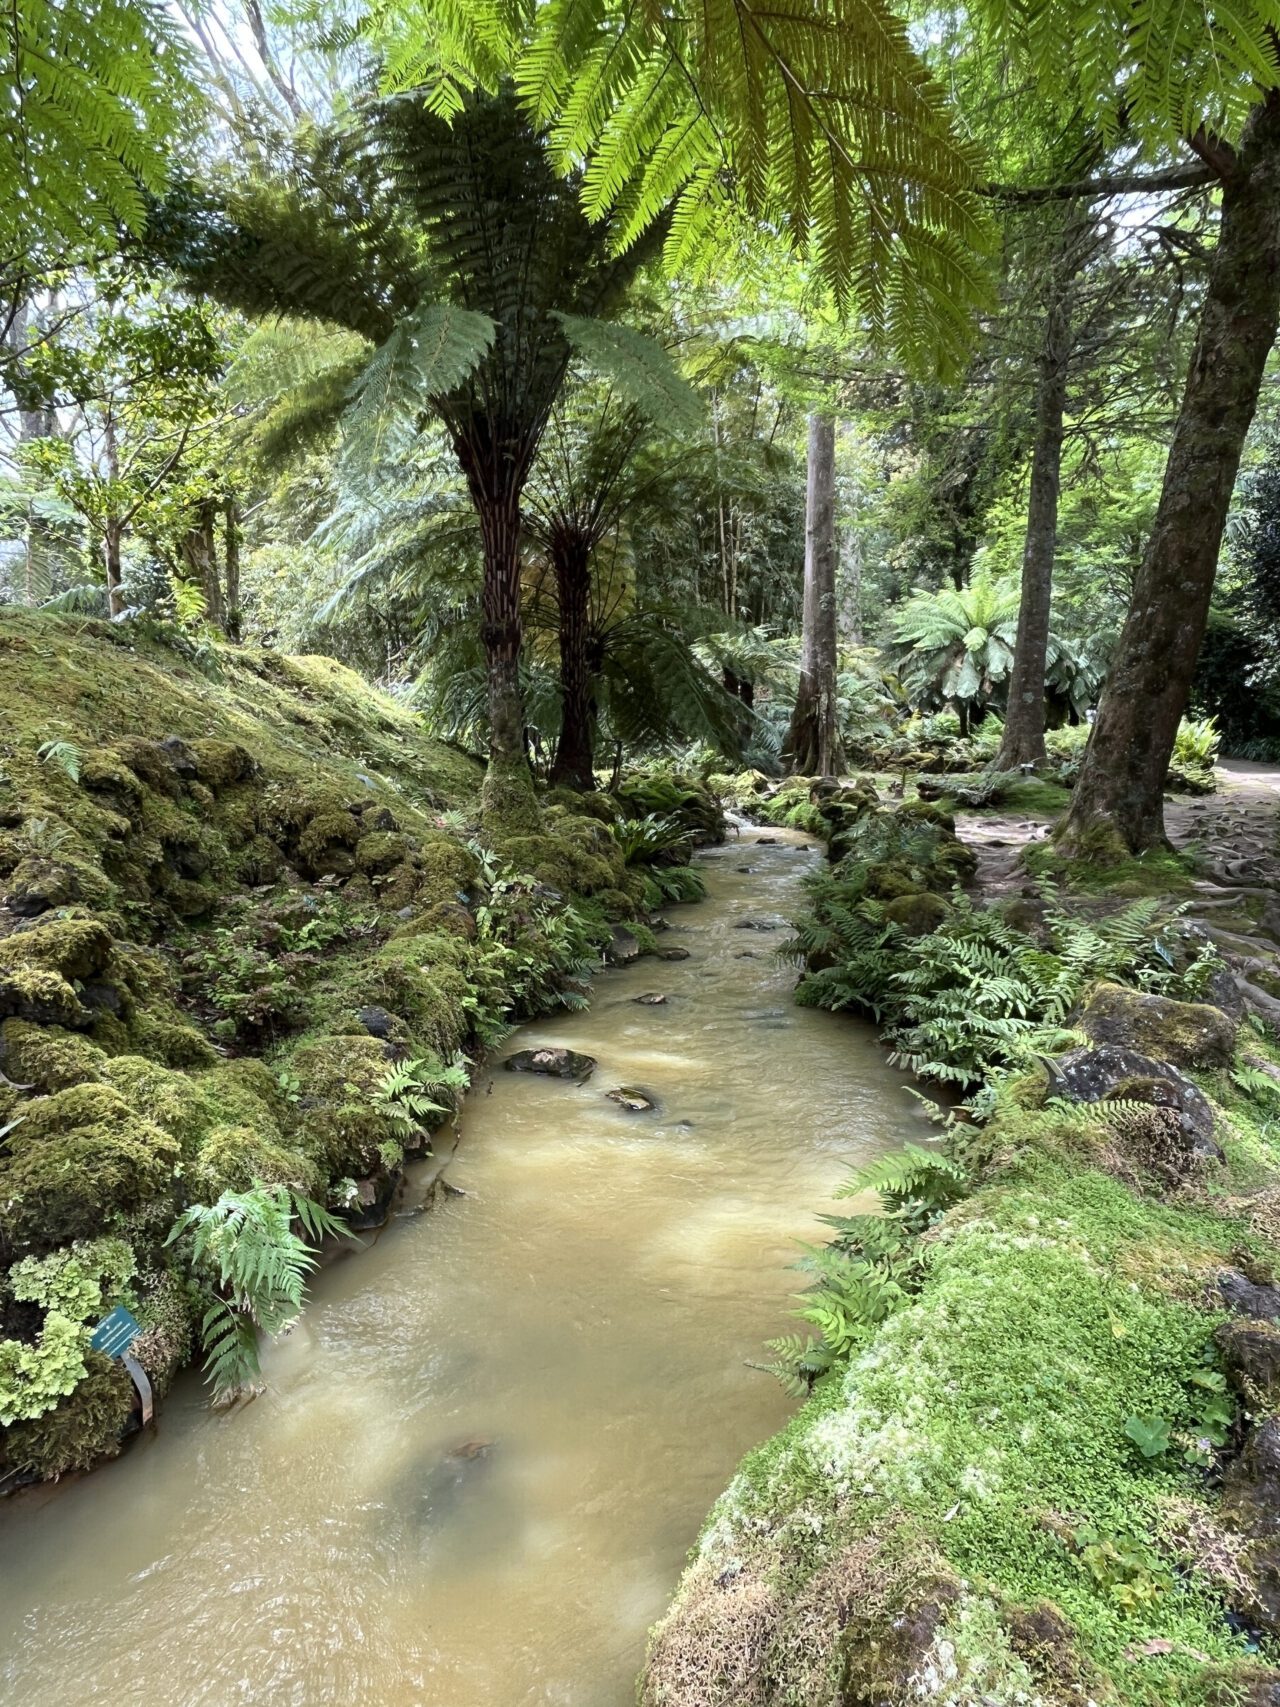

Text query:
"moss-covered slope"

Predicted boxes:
[[0, 612, 649, 1484], [644, 781, 1280, 1707]]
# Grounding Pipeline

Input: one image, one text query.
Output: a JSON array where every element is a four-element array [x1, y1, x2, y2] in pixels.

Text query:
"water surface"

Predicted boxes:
[[0, 828, 921, 1706]]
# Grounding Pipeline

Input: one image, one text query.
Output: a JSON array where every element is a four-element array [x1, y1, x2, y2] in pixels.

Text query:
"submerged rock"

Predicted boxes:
[[503, 1046, 596, 1082], [633, 993, 667, 1005], [733, 918, 780, 932], [606, 1087, 657, 1113], [659, 947, 690, 962]]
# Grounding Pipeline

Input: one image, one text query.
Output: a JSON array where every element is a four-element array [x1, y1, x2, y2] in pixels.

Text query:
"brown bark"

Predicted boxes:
[[180, 498, 224, 629], [103, 415, 125, 618], [549, 531, 596, 790], [995, 236, 1077, 770], [1060, 90, 1280, 854], [477, 487, 526, 771], [223, 497, 242, 641], [785, 414, 845, 777]]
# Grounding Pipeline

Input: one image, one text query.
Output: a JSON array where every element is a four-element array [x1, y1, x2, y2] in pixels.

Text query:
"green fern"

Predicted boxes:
[[166, 1184, 348, 1403], [36, 739, 81, 783]]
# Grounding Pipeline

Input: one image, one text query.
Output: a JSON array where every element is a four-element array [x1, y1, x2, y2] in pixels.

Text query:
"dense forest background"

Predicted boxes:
[[5, 0, 1280, 826]]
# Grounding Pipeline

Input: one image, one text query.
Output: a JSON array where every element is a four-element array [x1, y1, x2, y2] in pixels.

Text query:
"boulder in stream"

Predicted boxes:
[[605, 926, 641, 966], [606, 1087, 657, 1113], [633, 993, 667, 1005], [659, 947, 690, 962], [503, 1046, 597, 1082]]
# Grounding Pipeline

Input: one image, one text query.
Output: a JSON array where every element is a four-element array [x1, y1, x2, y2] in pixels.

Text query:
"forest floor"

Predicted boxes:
[[959, 760, 1280, 1030]]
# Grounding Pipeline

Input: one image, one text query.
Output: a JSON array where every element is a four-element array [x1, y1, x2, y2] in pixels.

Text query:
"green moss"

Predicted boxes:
[[192, 1124, 320, 1199], [126, 1012, 218, 1069], [4, 1350, 133, 1479], [0, 1019, 106, 1091], [481, 756, 542, 837], [0, 1083, 179, 1246], [1028, 836, 1197, 897], [881, 892, 949, 936], [0, 916, 114, 981], [282, 1034, 401, 1177], [187, 739, 255, 789], [1079, 983, 1238, 1069], [355, 830, 411, 874]]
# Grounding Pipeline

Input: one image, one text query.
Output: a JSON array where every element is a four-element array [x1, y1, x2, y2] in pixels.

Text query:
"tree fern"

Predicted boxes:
[[551, 314, 703, 432], [370, 0, 994, 374], [2, 0, 193, 274]]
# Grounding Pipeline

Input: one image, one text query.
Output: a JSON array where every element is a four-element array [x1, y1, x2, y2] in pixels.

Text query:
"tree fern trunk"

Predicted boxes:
[[1059, 90, 1280, 855], [785, 414, 845, 777], [550, 531, 596, 790]]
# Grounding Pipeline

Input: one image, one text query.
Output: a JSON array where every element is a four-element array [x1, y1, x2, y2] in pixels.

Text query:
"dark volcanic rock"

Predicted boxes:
[[1077, 982, 1237, 1068], [605, 927, 641, 966], [357, 1004, 397, 1040], [1221, 1270, 1280, 1322], [503, 1046, 597, 1082], [1047, 1044, 1221, 1161]]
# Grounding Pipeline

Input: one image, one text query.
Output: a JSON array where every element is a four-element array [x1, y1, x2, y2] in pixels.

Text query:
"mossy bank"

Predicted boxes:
[[644, 776, 1280, 1707], [0, 611, 720, 1485]]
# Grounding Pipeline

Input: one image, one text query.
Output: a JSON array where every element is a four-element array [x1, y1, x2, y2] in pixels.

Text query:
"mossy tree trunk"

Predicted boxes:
[[1059, 90, 1280, 854], [785, 413, 845, 778]]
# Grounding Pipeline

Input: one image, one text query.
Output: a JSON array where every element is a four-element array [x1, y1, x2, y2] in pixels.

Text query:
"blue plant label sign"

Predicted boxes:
[[90, 1306, 141, 1360]]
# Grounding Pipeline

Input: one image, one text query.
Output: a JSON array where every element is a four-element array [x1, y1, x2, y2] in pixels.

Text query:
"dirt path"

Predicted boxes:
[[957, 761, 1280, 1024]]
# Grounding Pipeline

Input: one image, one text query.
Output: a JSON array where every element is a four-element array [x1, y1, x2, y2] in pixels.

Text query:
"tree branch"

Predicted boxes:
[[984, 164, 1218, 203]]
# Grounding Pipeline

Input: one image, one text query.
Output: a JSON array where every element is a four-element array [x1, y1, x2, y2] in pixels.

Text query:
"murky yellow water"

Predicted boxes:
[[0, 827, 921, 1706]]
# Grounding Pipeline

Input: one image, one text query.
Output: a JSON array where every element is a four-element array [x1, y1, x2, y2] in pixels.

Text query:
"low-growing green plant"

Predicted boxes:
[[1074, 1523, 1175, 1615], [36, 739, 83, 782], [610, 812, 693, 867], [0, 1238, 137, 1425], [641, 864, 707, 908], [373, 1054, 470, 1136], [166, 1183, 347, 1403], [791, 883, 1221, 1086], [763, 1143, 969, 1392]]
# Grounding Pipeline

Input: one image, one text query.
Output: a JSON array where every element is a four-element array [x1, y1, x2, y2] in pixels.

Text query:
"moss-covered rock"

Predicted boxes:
[[0, 1083, 180, 1246], [882, 891, 949, 937], [1078, 982, 1238, 1068], [3, 1350, 133, 1479], [0, 1019, 106, 1091]]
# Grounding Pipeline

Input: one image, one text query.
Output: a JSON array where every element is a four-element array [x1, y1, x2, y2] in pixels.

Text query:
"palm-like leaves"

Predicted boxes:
[[890, 573, 1020, 717], [370, 0, 993, 373]]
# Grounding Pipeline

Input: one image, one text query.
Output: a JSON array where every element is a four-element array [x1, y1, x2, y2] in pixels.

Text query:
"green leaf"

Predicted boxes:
[[551, 314, 704, 432], [1123, 1412, 1172, 1459]]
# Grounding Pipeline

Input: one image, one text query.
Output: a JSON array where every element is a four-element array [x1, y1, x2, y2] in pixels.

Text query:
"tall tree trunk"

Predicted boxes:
[[549, 531, 596, 790], [180, 498, 224, 629], [104, 519, 124, 618], [7, 303, 58, 604], [785, 414, 846, 777], [223, 497, 242, 641], [994, 259, 1074, 770], [103, 413, 124, 617], [1059, 90, 1280, 854], [472, 476, 540, 829]]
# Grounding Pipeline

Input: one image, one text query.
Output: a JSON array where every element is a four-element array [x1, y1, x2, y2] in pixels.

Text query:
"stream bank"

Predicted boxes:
[[644, 774, 1280, 1707], [0, 824, 920, 1705]]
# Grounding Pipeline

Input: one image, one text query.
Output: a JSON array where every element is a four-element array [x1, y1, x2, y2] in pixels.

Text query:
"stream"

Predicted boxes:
[[0, 826, 920, 1706]]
